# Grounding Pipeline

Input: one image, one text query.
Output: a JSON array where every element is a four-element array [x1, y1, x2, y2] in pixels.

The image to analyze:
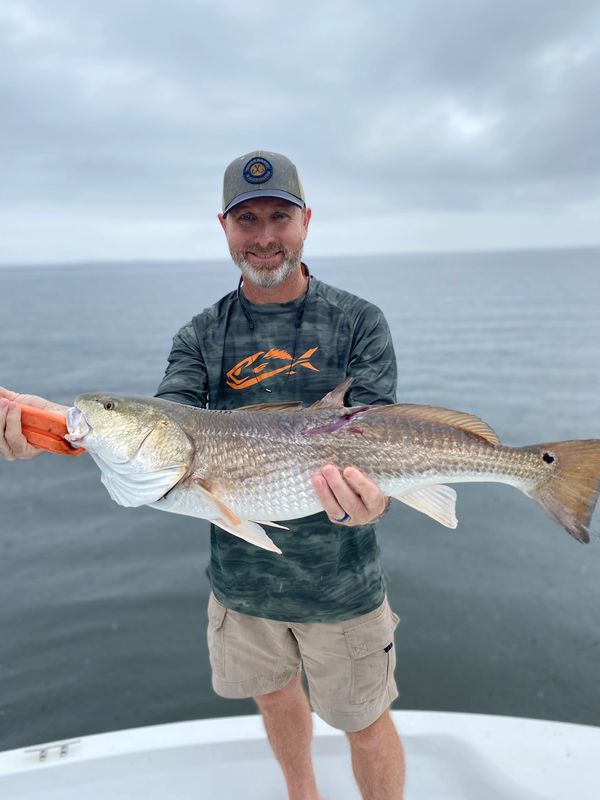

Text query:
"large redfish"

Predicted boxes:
[[64, 381, 600, 554]]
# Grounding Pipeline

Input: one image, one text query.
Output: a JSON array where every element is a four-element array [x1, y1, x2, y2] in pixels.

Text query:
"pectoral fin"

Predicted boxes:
[[211, 516, 283, 554], [392, 485, 458, 528], [193, 479, 283, 554]]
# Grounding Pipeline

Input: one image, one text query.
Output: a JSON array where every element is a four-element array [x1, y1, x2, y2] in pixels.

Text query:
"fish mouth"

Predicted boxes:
[[65, 406, 92, 446]]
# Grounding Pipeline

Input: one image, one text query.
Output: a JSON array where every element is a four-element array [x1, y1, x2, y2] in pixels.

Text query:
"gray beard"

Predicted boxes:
[[231, 243, 304, 289]]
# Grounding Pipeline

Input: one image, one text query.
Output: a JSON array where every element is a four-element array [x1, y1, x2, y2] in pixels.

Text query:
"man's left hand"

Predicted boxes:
[[311, 465, 389, 526]]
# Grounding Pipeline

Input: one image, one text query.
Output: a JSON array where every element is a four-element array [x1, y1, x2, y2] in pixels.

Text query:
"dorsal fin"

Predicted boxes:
[[367, 404, 500, 446], [233, 401, 303, 412], [310, 378, 354, 410]]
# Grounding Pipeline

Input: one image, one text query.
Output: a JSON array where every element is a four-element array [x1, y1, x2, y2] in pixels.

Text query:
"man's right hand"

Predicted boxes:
[[0, 387, 69, 462]]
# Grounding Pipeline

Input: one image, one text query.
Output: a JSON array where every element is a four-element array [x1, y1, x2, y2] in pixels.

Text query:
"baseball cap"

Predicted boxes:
[[222, 150, 305, 216]]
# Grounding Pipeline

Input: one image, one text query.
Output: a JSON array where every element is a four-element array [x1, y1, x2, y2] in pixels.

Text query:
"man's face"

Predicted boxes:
[[218, 197, 311, 289]]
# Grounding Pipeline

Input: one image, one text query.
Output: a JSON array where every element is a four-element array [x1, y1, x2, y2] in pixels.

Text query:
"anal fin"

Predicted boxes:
[[392, 485, 458, 528]]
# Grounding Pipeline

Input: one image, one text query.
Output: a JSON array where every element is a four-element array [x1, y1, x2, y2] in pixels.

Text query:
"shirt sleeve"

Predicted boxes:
[[154, 320, 209, 407], [346, 305, 397, 406]]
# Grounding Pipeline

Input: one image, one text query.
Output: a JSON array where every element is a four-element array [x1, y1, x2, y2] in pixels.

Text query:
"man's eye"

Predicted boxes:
[[273, 212, 288, 220], [238, 213, 254, 222]]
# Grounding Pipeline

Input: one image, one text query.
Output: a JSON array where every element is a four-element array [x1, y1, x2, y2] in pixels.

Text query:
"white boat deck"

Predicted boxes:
[[1, 710, 598, 799]]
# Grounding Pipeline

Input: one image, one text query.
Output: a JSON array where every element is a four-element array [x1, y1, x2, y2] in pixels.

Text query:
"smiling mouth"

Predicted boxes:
[[248, 251, 283, 262]]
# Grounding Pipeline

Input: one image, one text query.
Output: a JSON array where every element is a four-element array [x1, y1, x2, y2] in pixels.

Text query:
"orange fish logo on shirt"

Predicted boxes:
[[226, 347, 319, 390]]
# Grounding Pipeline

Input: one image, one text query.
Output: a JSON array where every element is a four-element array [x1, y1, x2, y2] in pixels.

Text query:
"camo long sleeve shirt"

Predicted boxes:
[[155, 269, 397, 622]]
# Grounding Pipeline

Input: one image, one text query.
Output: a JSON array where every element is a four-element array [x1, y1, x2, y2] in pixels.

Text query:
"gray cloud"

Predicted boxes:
[[0, 0, 599, 261]]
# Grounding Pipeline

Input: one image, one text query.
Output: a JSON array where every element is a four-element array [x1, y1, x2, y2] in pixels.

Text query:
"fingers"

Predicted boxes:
[[0, 388, 68, 462], [0, 386, 68, 416], [0, 399, 44, 461], [311, 465, 387, 525], [342, 467, 385, 510], [0, 386, 18, 401], [311, 471, 350, 523], [33, 397, 69, 415], [0, 399, 15, 460], [321, 465, 367, 521]]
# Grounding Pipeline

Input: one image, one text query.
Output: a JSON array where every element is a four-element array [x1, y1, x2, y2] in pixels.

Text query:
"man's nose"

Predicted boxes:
[[252, 220, 278, 245]]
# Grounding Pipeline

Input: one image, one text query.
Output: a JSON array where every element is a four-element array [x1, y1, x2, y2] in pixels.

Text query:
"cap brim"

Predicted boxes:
[[223, 190, 305, 216]]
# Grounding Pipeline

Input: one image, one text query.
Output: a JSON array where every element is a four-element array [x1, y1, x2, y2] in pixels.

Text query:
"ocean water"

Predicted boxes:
[[0, 248, 599, 750]]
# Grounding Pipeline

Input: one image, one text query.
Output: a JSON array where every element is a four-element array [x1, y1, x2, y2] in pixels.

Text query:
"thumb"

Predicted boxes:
[[0, 387, 68, 416], [0, 386, 18, 401]]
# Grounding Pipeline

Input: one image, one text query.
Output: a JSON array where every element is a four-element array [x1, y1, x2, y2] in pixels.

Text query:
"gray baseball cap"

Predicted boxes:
[[222, 150, 305, 215]]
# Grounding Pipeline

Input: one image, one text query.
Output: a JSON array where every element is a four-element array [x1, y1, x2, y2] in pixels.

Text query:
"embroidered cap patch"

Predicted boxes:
[[243, 157, 273, 184]]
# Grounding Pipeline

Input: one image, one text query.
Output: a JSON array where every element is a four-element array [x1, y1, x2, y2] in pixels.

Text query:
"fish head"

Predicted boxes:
[[65, 394, 194, 507]]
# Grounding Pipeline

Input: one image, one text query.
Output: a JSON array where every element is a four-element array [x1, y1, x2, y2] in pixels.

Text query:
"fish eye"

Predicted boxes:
[[103, 401, 115, 411]]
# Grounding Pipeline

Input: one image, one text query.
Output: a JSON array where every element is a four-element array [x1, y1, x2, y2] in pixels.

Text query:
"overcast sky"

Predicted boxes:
[[1, 0, 599, 264]]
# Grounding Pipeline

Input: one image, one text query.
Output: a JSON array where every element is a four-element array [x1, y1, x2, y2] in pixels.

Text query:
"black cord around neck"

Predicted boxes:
[[236, 266, 312, 391], [236, 266, 311, 331]]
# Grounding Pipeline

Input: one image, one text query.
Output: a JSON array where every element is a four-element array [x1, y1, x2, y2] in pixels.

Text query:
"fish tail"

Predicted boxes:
[[524, 440, 600, 543]]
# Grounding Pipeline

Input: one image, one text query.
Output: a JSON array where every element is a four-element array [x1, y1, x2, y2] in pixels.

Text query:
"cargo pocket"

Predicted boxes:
[[206, 594, 227, 678], [344, 604, 400, 705]]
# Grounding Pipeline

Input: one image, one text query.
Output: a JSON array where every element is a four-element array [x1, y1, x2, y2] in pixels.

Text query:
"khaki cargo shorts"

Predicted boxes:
[[206, 593, 400, 732]]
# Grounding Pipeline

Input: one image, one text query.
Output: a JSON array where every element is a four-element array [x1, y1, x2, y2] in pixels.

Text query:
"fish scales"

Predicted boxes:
[[187, 411, 534, 516]]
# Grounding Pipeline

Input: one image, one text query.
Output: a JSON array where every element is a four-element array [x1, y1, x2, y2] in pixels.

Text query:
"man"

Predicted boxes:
[[0, 151, 405, 800]]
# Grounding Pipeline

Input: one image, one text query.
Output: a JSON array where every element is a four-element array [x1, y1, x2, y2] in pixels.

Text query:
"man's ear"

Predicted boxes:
[[302, 207, 312, 239], [217, 212, 227, 232]]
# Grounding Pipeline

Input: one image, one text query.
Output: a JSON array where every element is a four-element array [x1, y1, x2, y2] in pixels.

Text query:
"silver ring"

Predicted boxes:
[[335, 512, 351, 523]]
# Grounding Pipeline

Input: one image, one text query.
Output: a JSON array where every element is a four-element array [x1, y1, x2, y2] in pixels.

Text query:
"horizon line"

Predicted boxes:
[[0, 242, 599, 269]]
